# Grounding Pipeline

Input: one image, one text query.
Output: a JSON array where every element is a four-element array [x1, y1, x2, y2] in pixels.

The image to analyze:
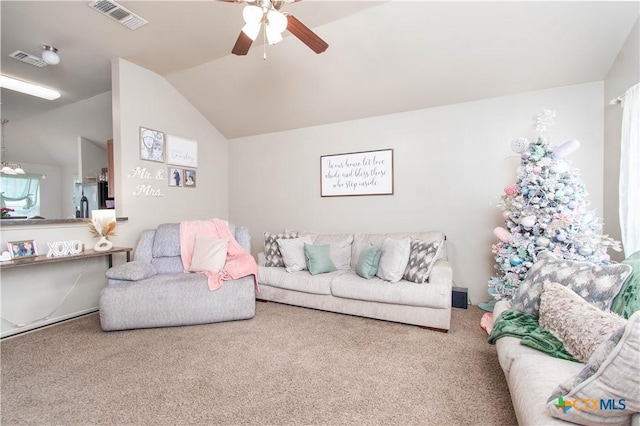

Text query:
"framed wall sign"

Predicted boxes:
[[320, 149, 394, 197], [166, 135, 198, 168]]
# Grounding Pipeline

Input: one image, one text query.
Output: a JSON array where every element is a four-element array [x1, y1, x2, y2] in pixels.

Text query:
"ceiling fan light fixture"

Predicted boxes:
[[266, 10, 287, 33], [242, 22, 261, 41], [42, 45, 60, 65], [266, 26, 283, 45], [243, 5, 263, 24]]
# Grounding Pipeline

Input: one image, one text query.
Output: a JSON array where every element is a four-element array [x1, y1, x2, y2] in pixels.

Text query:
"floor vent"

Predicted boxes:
[[8, 51, 48, 67], [87, 0, 148, 30]]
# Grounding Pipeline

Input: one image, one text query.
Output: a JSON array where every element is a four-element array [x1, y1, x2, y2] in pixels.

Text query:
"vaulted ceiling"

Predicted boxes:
[[1, 1, 639, 140]]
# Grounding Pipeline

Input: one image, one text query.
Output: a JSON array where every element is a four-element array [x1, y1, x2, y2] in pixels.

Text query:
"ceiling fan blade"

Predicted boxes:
[[286, 15, 328, 54], [231, 31, 253, 55]]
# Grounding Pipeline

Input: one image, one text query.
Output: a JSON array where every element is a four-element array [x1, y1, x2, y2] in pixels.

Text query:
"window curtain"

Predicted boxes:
[[619, 83, 640, 257], [0, 174, 40, 208]]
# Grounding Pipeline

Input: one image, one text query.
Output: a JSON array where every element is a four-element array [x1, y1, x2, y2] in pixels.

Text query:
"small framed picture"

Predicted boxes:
[[184, 169, 196, 188], [168, 167, 183, 187], [140, 127, 165, 163], [8, 240, 38, 260]]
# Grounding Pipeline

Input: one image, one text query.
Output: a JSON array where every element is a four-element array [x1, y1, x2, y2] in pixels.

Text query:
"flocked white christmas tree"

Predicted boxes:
[[488, 110, 621, 301]]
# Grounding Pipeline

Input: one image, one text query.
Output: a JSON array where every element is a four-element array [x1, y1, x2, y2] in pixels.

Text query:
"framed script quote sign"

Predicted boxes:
[[166, 135, 198, 168], [320, 149, 394, 197]]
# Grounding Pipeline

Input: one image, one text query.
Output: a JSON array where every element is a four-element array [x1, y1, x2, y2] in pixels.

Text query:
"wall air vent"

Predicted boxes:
[[8, 51, 48, 67], [87, 0, 148, 30]]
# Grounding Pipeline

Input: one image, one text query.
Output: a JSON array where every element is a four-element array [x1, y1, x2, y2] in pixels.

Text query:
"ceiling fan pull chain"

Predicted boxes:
[[263, 23, 267, 60]]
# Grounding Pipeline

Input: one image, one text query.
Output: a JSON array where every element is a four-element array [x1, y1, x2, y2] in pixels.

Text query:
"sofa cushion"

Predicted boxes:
[[511, 251, 632, 318], [331, 272, 450, 308], [506, 351, 584, 426], [264, 231, 299, 267], [151, 256, 185, 274], [546, 311, 640, 425], [403, 238, 444, 283], [305, 243, 337, 275], [152, 223, 181, 258], [351, 231, 446, 270], [304, 233, 354, 270], [356, 243, 382, 279], [188, 236, 229, 273], [539, 282, 627, 363], [277, 236, 313, 272], [376, 237, 411, 283], [257, 266, 340, 295], [106, 260, 158, 281]]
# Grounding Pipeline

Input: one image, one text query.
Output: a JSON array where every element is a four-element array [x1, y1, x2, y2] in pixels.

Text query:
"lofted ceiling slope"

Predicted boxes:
[[1, 1, 639, 142]]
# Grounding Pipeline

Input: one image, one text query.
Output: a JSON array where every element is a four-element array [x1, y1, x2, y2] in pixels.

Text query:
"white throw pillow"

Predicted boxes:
[[376, 237, 411, 283], [547, 311, 640, 424], [277, 237, 313, 272], [189, 236, 229, 273]]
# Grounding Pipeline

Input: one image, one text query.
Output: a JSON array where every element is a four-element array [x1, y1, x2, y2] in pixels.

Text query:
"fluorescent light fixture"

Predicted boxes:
[[0, 75, 61, 100]]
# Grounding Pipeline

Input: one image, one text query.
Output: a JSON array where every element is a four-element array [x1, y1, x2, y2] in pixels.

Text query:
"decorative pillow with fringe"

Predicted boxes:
[[539, 282, 626, 363]]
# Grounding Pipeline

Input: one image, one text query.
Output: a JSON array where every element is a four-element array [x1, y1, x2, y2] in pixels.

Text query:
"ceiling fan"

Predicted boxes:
[[219, 0, 329, 56]]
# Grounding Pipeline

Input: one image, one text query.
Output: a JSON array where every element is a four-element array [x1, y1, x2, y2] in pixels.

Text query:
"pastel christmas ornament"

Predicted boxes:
[[520, 215, 537, 228], [536, 236, 550, 247], [511, 137, 530, 153], [553, 139, 580, 159], [502, 210, 511, 220], [509, 256, 523, 266], [533, 166, 542, 174], [494, 227, 512, 243], [556, 231, 567, 242], [504, 185, 519, 196]]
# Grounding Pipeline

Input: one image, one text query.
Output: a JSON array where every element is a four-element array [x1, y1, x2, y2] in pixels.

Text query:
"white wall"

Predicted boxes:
[[111, 58, 229, 250], [603, 19, 639, 261], [229, 82, 604, 305]]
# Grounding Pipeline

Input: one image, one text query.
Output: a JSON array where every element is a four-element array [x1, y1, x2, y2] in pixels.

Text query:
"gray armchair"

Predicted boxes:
[[98, 223, 256, 331]]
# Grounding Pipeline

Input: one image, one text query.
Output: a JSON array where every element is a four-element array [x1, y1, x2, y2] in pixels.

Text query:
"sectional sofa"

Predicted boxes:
[[256, 230, 453, 331]]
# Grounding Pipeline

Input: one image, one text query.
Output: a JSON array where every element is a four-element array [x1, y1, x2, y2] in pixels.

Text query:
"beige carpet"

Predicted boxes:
[[1, 302, 516, 425]]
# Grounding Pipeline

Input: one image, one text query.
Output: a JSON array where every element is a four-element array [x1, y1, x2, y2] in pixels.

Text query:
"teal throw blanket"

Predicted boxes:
[[488, 308, 579, 363]]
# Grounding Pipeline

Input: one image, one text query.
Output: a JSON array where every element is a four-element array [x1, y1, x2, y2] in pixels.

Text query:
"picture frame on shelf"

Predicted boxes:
[[8, 239, 38, 260], [140, 127, 165, 163], [184, 169, 196, 188]]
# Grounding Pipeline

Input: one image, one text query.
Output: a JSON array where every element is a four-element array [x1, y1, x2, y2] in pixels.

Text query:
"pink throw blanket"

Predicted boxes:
[[180, 219, 259, 291]]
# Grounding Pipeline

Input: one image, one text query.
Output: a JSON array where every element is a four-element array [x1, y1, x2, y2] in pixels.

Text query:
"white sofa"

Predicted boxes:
[[493, 300, 640, 426], [256, 230, 453, 331]]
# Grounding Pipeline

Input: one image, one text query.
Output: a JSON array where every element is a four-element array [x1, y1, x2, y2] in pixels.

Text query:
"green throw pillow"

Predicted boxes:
[[611, 251, 640, 319], [304, 243, 336, 275], [356, 244, 382, 279]]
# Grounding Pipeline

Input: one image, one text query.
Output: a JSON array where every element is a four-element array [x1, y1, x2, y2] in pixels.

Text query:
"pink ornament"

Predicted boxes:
[[533, 166, 542, 174], [493, 227, 512, 243], [553, 139, 580, 159], [504, 184, 519, 196], [502, 210, 511, 220]]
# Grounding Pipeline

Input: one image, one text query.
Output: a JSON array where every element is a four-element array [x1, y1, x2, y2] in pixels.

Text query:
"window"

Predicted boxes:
[[0, 174, 41, 217]]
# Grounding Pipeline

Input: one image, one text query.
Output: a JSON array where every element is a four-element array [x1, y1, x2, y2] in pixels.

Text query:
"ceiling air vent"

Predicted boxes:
[[87, 0, 148, 30], [9, 51, 48, 67]]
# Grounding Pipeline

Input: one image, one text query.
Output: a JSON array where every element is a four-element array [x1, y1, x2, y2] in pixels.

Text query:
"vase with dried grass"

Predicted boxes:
[[89, 217, 116, 252]]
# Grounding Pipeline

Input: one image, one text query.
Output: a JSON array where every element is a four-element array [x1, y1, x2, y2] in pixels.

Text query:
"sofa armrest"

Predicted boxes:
[[105, 260, 158, 282], [429, 259, 452, 288]]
